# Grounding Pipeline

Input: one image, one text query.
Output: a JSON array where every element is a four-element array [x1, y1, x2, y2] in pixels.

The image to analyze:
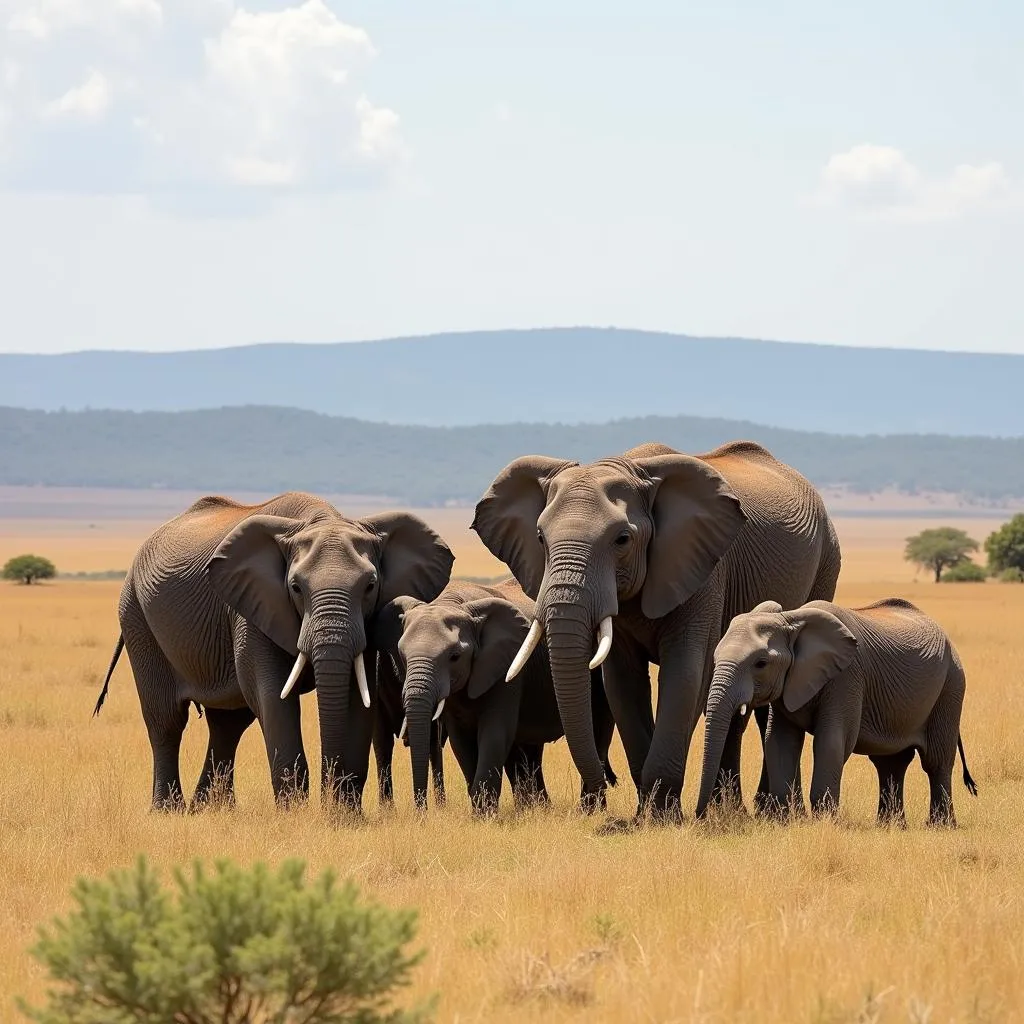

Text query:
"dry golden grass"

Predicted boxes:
[[1, 511, 1023, 1022]]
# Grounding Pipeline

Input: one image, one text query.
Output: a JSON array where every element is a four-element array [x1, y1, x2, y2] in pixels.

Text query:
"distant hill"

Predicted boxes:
[[3, 405, 1023, 506], [2, 328, 1024, 436]]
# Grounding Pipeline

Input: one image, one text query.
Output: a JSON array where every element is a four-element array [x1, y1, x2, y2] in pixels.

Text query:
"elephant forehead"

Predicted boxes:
[[400, 610, 462, 651], [290, 527, 375, 566], [721, 614, 778, 650], [546, 467, 638, 513]]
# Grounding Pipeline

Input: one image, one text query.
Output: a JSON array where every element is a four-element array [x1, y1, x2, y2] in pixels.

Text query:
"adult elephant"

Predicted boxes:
[[95, 492, 453, 811], [472, 441, 840, 819]]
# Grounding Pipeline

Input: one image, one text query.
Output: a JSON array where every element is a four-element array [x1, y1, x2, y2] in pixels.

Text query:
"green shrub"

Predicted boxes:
[[904, 528, 979, 583], [996, 566, 1024, 583], [941, 561, 988, 583], [2, 553, 56, 584], [21, 855, 433, 1024], [985, 514, 1024, 575]]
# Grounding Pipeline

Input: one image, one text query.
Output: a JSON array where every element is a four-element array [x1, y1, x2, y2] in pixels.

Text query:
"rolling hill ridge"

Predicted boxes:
[[3, 328, 1024, 436]]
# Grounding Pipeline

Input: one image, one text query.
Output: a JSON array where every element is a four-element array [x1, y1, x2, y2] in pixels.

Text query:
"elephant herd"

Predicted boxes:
[[95, 440, 977, 828]]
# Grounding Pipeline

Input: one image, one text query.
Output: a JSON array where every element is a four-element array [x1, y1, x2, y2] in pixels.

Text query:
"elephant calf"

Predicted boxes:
[[697, 598, 978, 826], [372, 577, 618, 813]]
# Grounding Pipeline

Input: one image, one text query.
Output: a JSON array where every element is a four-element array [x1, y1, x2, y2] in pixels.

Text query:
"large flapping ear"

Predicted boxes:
[[781, 606, 858, 712], [359, 511, 454, 607], [206, 514, 302, 653], [633, 454, 747, 620], [463, 596, 531, 699], [471, 456, 575, 598]]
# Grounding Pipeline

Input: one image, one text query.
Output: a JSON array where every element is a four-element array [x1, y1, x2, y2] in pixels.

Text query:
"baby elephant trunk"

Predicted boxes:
[[696, 662, 752, 818]]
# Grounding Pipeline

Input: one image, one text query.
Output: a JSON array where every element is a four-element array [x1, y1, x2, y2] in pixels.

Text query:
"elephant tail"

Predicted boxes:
[[93, 634, 124, 717], [958, 733, 978, 797]]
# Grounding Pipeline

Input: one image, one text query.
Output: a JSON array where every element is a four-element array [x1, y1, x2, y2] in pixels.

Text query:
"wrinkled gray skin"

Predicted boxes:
[[473, 441, 840, 820], [372, 578, 618, 813], [94, 492, 453, 811], [698, 598, 978, 825]]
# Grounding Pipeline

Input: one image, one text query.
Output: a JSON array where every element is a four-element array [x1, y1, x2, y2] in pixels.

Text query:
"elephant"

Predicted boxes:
[[370, 577, 618, 813], [472, 440, 840, 820], [93, 492, 454, 811], [696, 598, 978, 826]]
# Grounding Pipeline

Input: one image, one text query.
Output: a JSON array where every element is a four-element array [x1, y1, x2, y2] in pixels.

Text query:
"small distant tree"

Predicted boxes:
[[904, 528, 979, 583], [941, 561, 988, 583], [984, 515, 1024, 577], [21, 856, 433, 1024], [2, 554, 57, 585]]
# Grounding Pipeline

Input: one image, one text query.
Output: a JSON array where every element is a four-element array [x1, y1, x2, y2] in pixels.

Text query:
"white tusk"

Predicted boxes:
[[589, 617, 613, 670], [506, 619, 542, 682], [433, 698, 445, 721], [280, 652, 308, 699], [354, 652, 371, 709], [399, 717, 407, 740], [739, 703, 748, 717]]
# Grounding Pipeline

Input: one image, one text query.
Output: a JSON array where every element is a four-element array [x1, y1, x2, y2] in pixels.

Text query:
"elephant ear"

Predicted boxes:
[[464, 597, 531, 699], [206, 514, 302, 654], [360, 512, 454, 607], [369, 596, 422, 700], [781, 606, 858, 712], [634, 454, 747, 620], [471, 456, 576, 598]]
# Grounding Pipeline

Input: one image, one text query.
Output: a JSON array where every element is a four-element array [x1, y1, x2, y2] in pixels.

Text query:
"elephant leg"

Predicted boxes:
[[753, 704, 804, 816], [762, 708, 806, 819], [372, 717, 396, 808], [870, 747, 916, 826], [589, 667, 616, 810], [922, 671, 966, 827], [641, 620, 712, 821], [445, 720, 478, 802], [430, 721, 446, 807], [190, 706, 257, 810], [808, 723, 850, 817], [601, 634, 654, 798], [505, 742, 547, 808], [337, 685, 376, 811], [257, 694, 309, 806], [128, 636, 189, 812]]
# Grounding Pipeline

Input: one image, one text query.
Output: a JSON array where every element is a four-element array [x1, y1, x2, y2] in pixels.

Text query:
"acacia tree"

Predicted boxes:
[[2, 554, 57, 585], [904, 528, 979, 583], [984, 514, 1024, 576], [21, 856, 433, 1024]]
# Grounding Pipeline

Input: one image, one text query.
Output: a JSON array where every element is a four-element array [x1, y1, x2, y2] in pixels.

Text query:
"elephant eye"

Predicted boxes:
[[754, 657, 769, 669], [290, 581, 301, 594], [368, 572, 378, 589], [614, 530, 631, 547], [449, 651, 461, 663], [537, 529, 545, 546]]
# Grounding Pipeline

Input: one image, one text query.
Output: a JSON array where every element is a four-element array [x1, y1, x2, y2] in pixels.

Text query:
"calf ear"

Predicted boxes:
[[369, 596, 423, 660], [463, 597, 531, 699], [781, 607, 858, 712]]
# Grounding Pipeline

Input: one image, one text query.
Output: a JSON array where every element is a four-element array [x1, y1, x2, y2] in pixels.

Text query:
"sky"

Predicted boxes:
[[0, 0, 1021, 355]]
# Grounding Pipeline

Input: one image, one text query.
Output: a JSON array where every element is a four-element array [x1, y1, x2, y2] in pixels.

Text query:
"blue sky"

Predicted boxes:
[[1, 0, 1021, 353]]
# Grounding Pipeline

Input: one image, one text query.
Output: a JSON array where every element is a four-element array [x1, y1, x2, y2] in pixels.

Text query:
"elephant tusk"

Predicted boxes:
[[589, 617, 613, 670], [280, 652, 308, 699], [399, 717, 407, 740], [433, 698, 445, 721], [354, 652, 371, 709], [739, 703, 748, 717], [506, 619, 542, 682]]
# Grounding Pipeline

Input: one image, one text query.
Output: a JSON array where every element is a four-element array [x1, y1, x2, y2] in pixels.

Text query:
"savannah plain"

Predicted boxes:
[[1, 489, 1022, 1023]]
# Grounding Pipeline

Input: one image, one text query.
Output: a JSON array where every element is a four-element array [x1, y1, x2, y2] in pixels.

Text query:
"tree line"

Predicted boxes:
[[4, 405, 1024, 505]]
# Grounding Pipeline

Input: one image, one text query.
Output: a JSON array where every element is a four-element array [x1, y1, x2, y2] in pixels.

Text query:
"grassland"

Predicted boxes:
[[1, 507, 1022, 1022]]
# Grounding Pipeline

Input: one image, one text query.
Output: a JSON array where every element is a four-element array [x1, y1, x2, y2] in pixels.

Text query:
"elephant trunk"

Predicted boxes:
[[403, 660, 439, 810], [538, 548, 613, 800], [695, 662, 751, 817]]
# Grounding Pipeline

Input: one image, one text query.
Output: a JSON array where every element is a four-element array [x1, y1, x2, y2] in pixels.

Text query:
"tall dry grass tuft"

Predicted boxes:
[[0, 519, 1022, 1021]]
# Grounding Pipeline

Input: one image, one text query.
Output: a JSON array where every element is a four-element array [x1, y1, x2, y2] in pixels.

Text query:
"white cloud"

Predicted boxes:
[[0, 0, 404, 200], [813, 144, 1017, 221], [43, 68, 112, 119]]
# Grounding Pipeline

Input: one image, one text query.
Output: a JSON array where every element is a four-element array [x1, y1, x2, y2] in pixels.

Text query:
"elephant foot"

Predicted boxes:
[[635, 785, 684, 826], [579, 786, 608, 815]]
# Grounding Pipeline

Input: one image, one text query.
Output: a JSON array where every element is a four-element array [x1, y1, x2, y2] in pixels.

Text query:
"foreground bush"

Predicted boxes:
[[21, 856, 432, 1024], [941, 561, 988, 582]]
